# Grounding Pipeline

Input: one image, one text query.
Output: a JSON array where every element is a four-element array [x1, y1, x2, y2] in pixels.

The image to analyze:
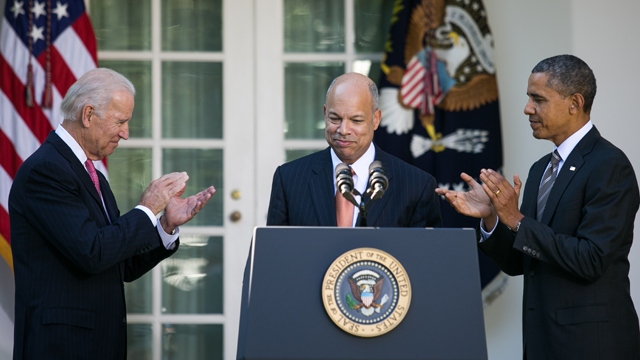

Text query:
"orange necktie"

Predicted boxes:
[[336, 167, 355, 227]]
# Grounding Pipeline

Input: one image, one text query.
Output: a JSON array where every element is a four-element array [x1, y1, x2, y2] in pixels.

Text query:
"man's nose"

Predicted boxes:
[[337, 119, 351, 134], [120, 123, 129, 140], [524, 100, 535, 115]]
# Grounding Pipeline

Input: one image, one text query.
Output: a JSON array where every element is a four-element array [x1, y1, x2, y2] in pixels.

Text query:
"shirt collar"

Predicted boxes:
[[56, 124, 88, 165], [554, 120, 593, 161]]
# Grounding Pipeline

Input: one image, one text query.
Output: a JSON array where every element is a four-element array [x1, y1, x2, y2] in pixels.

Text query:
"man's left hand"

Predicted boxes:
[[160, 186, 216, 233], [479, 169, 524, 230]]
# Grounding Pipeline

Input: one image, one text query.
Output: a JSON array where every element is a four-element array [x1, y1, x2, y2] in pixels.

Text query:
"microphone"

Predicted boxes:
[[335, 163, 358, 206], [367, 161, 388, 201]]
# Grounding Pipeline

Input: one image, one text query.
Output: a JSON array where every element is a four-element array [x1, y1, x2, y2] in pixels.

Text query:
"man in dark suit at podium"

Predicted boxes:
[[267, 72, 442, 228], [437, 55, 640, 359], [10, 68, 216, 359]]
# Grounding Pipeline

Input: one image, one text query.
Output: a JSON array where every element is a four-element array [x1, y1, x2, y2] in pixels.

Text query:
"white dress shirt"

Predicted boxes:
[[480, 120, 593, 240], [330, 142, 376, 227], [56, 125, 179, 249]]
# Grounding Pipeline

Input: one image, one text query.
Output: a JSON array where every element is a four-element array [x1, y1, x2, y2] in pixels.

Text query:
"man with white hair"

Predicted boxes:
[[9, 68, 216, 359]]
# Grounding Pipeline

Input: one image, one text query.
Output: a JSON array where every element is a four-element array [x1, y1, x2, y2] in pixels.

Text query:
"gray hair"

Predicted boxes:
[[325, 74, 379, 114], [532, 55, 597, 114], [60, 68, 136, 121]]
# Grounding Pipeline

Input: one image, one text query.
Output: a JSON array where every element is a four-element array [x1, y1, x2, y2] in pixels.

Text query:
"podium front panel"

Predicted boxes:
[[238, 227, 487, 360]]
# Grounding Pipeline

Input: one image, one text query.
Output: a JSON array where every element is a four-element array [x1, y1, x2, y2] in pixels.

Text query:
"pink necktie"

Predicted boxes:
[[336, 167, 355, 227], [85, 160, 102, 198]]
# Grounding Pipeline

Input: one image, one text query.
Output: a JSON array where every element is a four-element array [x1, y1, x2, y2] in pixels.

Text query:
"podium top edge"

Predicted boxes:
[[253, 226, 476, 231]]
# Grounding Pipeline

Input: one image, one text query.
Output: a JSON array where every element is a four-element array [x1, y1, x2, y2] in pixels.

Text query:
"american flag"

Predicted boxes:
[[0, 0, 100, 286]]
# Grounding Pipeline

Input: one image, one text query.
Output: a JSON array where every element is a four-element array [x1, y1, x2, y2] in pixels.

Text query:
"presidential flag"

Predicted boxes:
[[0, 0, 99, 344], [374, 0, 506, 304]]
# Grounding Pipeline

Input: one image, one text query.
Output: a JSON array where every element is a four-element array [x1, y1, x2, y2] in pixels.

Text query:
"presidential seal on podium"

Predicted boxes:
[[322, 248, 412, 337]]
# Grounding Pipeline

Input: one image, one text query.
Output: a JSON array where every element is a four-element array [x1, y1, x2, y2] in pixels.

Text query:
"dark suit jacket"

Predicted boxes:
[[479, 127, 640, 359], [267, 145, 442, 227], [10, 132, 178, 360]]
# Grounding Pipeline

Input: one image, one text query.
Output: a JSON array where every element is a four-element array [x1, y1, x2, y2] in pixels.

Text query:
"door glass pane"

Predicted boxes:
[[286, 149, 318, 162], [162, 324, 223, 360], [109, 148, 153, 314], [161, 0, 223, 51], [353, 60, 382, 88], [284, 0, 345, 53], [161, 236, 223, 314], [90, 0, 151, 50], [162, 149, 223, 226], [127, 324, 152, 360], [109, 148, 152, 216], [100, 61, 152, 138], [284, 62, 344, 139], [162, 62, 223, 139], [354, 0, 395, 53]]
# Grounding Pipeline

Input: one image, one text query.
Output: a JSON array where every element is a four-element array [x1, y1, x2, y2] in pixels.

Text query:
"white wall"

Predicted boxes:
[[482, 0, 640, 359]]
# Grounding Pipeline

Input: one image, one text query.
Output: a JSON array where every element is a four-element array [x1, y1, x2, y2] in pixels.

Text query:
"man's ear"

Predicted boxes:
[[569, 93, 585, 115], [372, 109, 382, 130], [81, 105, 94, 128]]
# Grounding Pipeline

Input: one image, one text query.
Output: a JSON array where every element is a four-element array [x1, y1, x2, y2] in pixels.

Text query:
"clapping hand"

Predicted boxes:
[[435, 172, 494, 219], [160, 186, 216, 234]]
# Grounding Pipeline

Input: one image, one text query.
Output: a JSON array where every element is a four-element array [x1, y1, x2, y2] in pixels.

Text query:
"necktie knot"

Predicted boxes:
[[85, 160, 102, 198], [551, 149, 562, 165]]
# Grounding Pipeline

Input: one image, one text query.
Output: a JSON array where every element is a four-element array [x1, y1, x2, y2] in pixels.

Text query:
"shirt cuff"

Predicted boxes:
[[135, 206, 179, 250], [479, 216, 499, 243]]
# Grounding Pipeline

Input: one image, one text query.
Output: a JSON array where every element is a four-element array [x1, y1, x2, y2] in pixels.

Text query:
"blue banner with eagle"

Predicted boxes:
[[374, 0, 506, 304]]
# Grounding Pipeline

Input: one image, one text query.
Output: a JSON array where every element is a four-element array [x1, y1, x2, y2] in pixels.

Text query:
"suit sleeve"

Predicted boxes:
[[23, 160, 166, 275], [478, 222, 524, 276], [409, 175, 443, 228], [512, 155, 637, 283], [123, 241, 179, 282], [266, 166, 289, 225]]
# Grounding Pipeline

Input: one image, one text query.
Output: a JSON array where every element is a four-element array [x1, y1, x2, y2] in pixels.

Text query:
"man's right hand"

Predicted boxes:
[[435, 172, 497, 227], [139, 172, 189, 215]]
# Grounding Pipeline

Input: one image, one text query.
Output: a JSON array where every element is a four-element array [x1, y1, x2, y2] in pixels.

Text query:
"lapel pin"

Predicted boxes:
[[569, 166, 576, 171]]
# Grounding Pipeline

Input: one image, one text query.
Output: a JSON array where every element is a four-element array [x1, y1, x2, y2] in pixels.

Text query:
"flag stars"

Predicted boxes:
[[53, 1, 69, 20], [30, 25, 45, 43], [476, 65, 484, 72], [10, 1, 26, 18], [463, 66, 471, 74], [472, 2, 480, 11], [31, 1, 46, 20]]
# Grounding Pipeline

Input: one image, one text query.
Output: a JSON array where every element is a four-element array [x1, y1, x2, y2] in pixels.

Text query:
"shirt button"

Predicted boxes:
[[536, 253, 541, 258], [527, 249, 532, 254], [523, 246, 528, 251], [532, 250, 537, 256]]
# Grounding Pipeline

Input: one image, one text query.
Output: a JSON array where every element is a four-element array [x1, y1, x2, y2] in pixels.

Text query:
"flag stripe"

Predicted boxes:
[[70, 13, 97, 66], [0, 54, 54, 143], [0, 165, 11, 214], [55, 26, 97, 80], [0, 90, 41, 160], [0, 130, 23, 179], [36, 46, 76, 100]]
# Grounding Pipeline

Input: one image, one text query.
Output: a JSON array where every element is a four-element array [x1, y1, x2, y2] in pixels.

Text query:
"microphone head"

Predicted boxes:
[[335, 162, 351, 177], [369, 160, 383, 174]]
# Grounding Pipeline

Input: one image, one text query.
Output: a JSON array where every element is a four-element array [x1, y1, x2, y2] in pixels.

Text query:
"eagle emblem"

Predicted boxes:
[[346, 270, 390, 317]]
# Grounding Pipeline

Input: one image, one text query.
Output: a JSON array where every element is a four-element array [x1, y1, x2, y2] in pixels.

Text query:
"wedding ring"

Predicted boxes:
[[495, 190, 501, 195]]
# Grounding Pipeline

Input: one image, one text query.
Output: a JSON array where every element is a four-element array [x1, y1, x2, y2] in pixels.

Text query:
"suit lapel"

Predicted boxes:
[[47, 132, 110, 222], [540, 127, 600, 225], [362, 146, 393, 226], [98, 173, 118, 223], [309, 148, 337, 226]]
